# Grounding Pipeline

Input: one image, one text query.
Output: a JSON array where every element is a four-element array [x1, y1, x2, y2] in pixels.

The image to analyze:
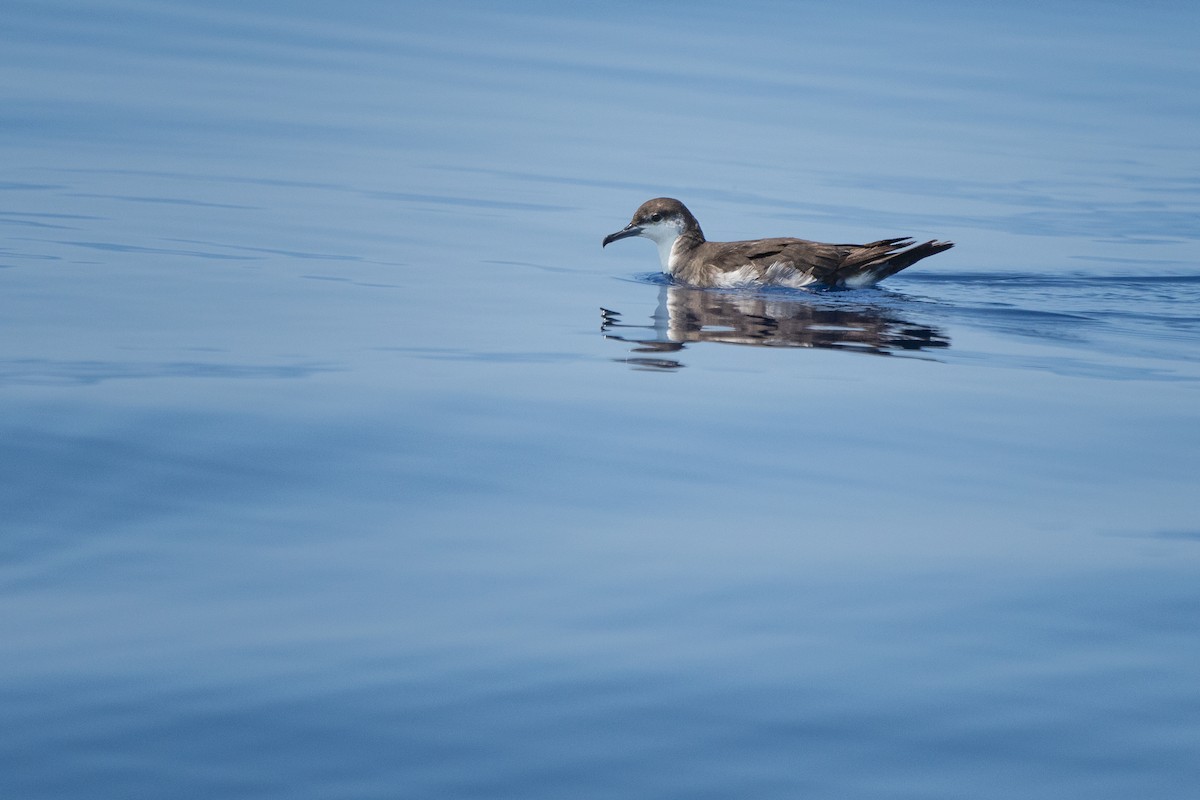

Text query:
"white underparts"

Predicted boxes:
[[761, 262, 819, 288], [711, 264, 762, 287], [712, 262, 818, 289], [840, 270, 881, 289]]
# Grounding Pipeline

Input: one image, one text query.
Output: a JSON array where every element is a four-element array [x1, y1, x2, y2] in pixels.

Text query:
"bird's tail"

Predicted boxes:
[[841, 238, 954, 286]]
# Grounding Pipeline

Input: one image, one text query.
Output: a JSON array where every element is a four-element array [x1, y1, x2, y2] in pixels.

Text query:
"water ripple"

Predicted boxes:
[[0, 359, 335, 386]]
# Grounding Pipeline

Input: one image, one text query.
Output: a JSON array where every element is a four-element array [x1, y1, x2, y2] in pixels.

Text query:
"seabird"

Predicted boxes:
[[602, 197, 953, 289]]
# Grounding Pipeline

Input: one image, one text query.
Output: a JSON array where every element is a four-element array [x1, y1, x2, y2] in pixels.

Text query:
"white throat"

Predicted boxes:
[[656, 234, 682, 273], [637, 218, 686, 273]]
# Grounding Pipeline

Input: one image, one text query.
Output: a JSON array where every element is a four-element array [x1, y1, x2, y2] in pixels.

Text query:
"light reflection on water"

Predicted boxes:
[[2, 1, 1200, 799], [601, 273, 1200, 379], [602, 283, 951, 370]]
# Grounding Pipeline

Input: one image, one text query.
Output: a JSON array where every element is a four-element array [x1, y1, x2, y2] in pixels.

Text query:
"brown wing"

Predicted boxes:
[[687, 235, 950, 287], [832, 238, 915, 273], [830, 238, 954, 283], [715, 237, 847, 282]]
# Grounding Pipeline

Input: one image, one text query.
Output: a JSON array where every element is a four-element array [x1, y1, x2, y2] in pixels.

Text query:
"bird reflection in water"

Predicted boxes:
[[602, 284, 950, 370]]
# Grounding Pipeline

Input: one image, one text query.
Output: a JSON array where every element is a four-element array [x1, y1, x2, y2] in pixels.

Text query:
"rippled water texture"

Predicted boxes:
[[2, 2, 1199, 798]]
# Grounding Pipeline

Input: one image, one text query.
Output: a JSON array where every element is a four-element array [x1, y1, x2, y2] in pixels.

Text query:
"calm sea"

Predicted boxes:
[[3, 1, 1199, 798]]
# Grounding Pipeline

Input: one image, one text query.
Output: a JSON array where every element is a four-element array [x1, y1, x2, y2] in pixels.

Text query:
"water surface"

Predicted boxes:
[[2, 2, 1199, 798]]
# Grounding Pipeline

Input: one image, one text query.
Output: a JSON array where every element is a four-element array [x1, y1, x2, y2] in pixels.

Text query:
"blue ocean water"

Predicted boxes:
[[2, 2, 1199, 798]]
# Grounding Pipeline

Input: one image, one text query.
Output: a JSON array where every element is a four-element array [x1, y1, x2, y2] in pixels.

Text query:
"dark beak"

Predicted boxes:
[[602, 223, 642, 248]]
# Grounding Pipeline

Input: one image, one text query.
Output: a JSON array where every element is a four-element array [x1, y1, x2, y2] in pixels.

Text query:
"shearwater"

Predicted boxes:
[[603, 197, 953, 289]]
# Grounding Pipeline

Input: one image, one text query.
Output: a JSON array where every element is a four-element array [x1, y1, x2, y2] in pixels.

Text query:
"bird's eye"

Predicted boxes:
[[649, 213, 663, 222]]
